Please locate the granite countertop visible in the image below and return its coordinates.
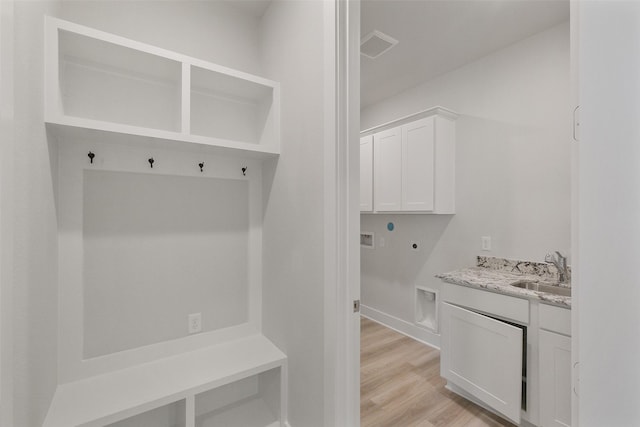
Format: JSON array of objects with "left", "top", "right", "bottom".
[{"left": 436, "top": 257, "right": 571, "bottom": 308}]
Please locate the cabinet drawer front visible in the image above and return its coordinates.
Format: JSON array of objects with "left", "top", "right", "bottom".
[
  {"left": 441, "top": 282, "right": 529, "bottom": 324},
  {"left": 539, "top": 304, "right": 571, "bottom": 336},
  {"left": 441, "top": 303, "right": 523, "bottom": 424}
]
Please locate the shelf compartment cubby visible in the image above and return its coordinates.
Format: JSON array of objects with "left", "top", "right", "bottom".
[
  {"left": 57, "top": 29, "right": 182, "bottom": 132},
  {"left": 190, "top": 65, "right": 276, "bottom": 146},
  {"left": 195, "top": 367, "right": 282, "bottom": 427},
  {"left": 106, "top": 400, "right": 186, "bottom": 427}
]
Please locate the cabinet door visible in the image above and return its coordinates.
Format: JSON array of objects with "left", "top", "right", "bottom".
[
  {"left": 540, "top": 330, "right": 572, "bottom": 427},
  {"left": 373, "top": 127, "right": 402, "bottom": 211},
  {"left": 360, "top": 135, "right": 373, "bottom": 212},
  {"left": 441, "top": 302, "right": 523, "bottom": 425},
  {"left": 402, "top": 117, "right": 435, "bottom": 211}
]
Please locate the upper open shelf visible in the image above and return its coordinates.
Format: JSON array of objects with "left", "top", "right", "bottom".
[{"left": 45, "top": 16, "right": 280, "bottom": 158}]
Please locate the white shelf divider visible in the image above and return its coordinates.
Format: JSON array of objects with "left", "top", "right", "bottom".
[
  {"left": 182, "top": 62, "right": 191, "bottom": 136},
  {"left": 186, "top": 395, "right": 196, "bottom": 427},
  {"left": 43, "top": 334, "right": 287, "bottom": 427}
]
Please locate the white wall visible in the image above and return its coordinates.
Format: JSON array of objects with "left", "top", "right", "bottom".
[
  {"left": 0, "top": 1, "right": 15, "bottom": 425},
  {"left": 82, "top": 172, "right": 250, "bottom": 358},
  {"left": 578, "top": 3, "right": 640, "bottom": 425},
  {"left": 60, "top": 0, "right": 263, "bottom": 75},
  {"left": 259, "top": 1, "right": 327, "bottom": 425},
  {"left": 11, "top": 2, "right": 62, "bottom": 426},
  {"left": 360, "top": 22, "right": 570, "bottom": 344}
]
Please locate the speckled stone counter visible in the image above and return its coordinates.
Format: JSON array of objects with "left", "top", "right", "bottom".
[{"left": 436, "top": 256, "right": 571, "bottom": 308}]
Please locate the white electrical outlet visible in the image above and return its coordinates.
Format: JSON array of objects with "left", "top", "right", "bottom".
[
  {"left": 481, "top": 236, "right": 492, "bottom": 251},
  {"left": 188, "top": 313, "right": 202, "bottom": 334}
]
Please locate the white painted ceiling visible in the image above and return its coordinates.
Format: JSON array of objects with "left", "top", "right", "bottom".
[{"left": 361, "top": 0, "right": 569, "bottom": 108}]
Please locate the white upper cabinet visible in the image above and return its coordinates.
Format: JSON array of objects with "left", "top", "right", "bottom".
[
  {"left": 360, "top": 135, "right": 374, "bottom": 212},
  {"left": 373, "top": 126, "right": 402, "bottom": 211},
  {"left": 402, "top": 117, "right": 435, "bottom": 211},
  {"left": 362, "top": 107, "right": 457, "bottom": 214},
  {"left": 44, "top": 17, "right": 280, "bottom": 158}
]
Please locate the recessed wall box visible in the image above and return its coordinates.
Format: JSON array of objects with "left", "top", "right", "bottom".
[
  {"left": 360, "top": 232, "right": 375, "bottom": 248},
  {"left": 415, "top": 286, "right": 438, "bottom": 333}
]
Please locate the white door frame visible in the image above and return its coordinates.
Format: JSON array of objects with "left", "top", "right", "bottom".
[
  {"left": 324, "top": 0, "right": 361, "bottom": 425},
  {"left": 0, "top": 0, "right": 15, "bottom": 425}
]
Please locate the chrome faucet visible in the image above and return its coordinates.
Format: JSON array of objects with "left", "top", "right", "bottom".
[{"left": 545, "top": 251, "right": 569, "bottom": 284}]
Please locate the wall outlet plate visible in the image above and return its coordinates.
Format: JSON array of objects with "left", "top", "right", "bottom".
[
  {"left": 188, "top": 312, "right": 202, "bottom": 334},
  {"left": 481, "top": 236, "right": 492, "bottom": 251}
]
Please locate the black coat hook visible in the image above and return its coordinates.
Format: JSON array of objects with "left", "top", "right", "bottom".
[
  {"left": 148, "top": 157, "right": 154, "bottom": 169},
  {"left": 199, "top": 162, "right": 204, "bottom": 172},
  {"left": 88, "top": 152, "right": 95, "bottom": 164},
  {"left": 242, "top": 167, "right": 247, "bottom": 176}
]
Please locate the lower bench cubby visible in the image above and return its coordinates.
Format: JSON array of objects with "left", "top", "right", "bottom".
[
  {"left": 195, "top": 367, "right": 282, "bottom": 427},
  {"left": 106, "top": 400, "right": 186, "bottom": 427},
  {"left": 43, "top": 334, "right": 287, "bottom": 427}
]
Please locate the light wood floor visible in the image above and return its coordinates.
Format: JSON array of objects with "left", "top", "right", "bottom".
[{"left": 361, "top": 317, "right": 516, "bottom": 427}]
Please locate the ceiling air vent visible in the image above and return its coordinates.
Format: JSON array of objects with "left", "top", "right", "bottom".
[{"left": 361, "top": 30, "right": 398, "bottom": 59}]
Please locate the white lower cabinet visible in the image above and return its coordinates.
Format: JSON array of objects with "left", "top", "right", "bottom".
[
  {"left": 440, "top": 282, "right": 572, "bottom": 427},
  {"left": 539, "top": 307, "right": 572, "bottom": 427},
  {"left": 441, "top": 302, "right": 524, "bottom": 424}
]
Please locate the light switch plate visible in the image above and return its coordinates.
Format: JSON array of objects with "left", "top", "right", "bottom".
[{"left": 481, "top": 236, "right": 492, "bottom": 251}]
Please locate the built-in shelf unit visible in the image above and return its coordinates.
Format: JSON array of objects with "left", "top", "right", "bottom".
[
  {"left": 44, "top": 335, "right": 286, "bottom": 427},
  {"left": 45, "top": 16, "right": 280, "bottom": 158},
  {"left": 43, "top": 17, "right": 286, "bottom": 427},
  {"left": 359, "top": 107, "right": 457, "bottom": 214}
]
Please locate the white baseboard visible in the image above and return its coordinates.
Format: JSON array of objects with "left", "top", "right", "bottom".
[{"left": 360, "top": 304, "right": 440, "bottom": 350}]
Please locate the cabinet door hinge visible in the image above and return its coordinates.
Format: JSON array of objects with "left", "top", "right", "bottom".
[{"left": 353, "top": 300, "right": 360, "bottom": 313}]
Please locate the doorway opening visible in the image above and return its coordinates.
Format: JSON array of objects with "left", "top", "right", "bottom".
[{"left": 358, "top": 1, "right": 571, "bottom": 425}]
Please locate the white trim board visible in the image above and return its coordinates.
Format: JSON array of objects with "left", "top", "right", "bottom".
[
  {"left": 323, "top": 0, "right": 361, "bottom": 425},
  {"left": 360, "top": 305, "right": 440, "bottom": 350},
  {"left": 360, "top": 106, "right": 459, "bottom": 137}
]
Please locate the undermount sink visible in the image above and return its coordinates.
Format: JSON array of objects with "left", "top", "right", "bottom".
[{"left": 510, "top": 280, "right": 571, "bottom": 297}]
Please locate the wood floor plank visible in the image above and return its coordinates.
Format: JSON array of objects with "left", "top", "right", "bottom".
[{"left": 361, "top": 317, "right": 515, "bottom": 427}]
